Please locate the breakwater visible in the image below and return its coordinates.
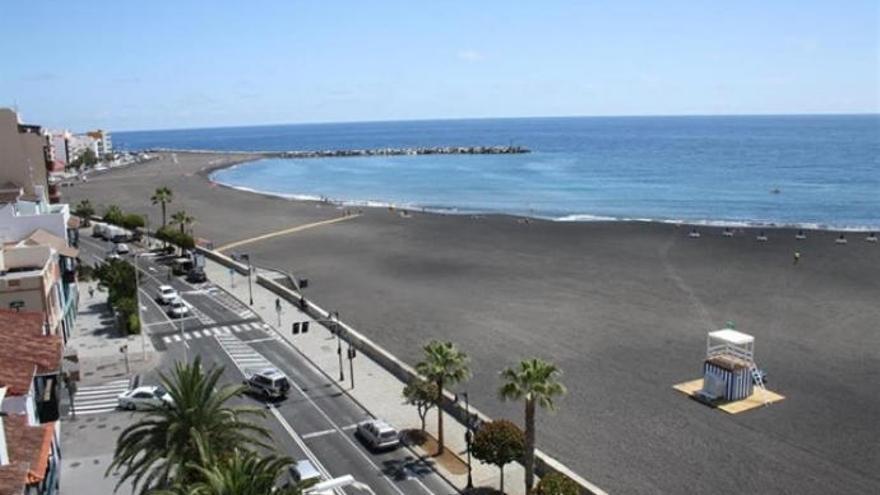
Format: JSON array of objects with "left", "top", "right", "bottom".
[
  {"left": 271, "top": 145, "right": 529, "bottom": 159},
  {"left": 149, "top": 145, "right": 530, "bottom": 159}
]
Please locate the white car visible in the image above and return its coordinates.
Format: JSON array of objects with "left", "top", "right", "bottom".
[
  {"left": 167, "top": 297, "right": 189, "bottom": 318},
  {"left": 117, "top": 386, "right": 173, "bottom": 411},
  {"left": 115, "top": 243, "right": 131, "bottom": 254},
  {"left": 355, "top": 419, "right": 399, "bottom": 450},
  {"left": 156, "top": 285, "right": 178, "bottom": 305},
  {"left": 106, "top": 252, "right": 121, "bottom": 261}
]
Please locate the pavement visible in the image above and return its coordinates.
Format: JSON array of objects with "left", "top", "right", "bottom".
[
  {"left": 203, "top": 257, "right": 528, "bottom": 494},
  {"left": 65, "top": 230, "right": 460, "bottom": 495}
]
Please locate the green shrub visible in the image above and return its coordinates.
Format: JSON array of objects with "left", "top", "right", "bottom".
[
  {"left": 532, "top": 472, "right": 580, "bottom": 495},
  {"left": 127, "top": 313, "right": 141, "bottom": 335}
]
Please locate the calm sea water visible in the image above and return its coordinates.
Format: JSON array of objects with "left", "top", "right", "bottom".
[{"left": 116, "top": 116, "right": 880, "bottom": 229}]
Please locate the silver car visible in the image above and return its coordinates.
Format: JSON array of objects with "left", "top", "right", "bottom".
[{"left": 355, "top": 419, "right": 399, "bottom": 450}]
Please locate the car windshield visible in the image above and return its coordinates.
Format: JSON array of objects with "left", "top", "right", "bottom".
[
  {"left": 155, "top": 389, "right": 166, "bottom": 398},
  {"left": 380, "top": 430, "right": 397, "bottom": 439}
]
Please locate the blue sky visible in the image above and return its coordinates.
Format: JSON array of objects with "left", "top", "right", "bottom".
[{"left": 1, "top": 1, "right": 878, "bottom": 131}]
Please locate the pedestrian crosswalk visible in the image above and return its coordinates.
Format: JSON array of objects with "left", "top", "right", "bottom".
[
  {"left": 72, "top": 379, "right": 130, "bottom": 415},
  {"left": 160, "top": 321, "right": 270, "bottom": 344},
  {"left": 204, "top": 286, "right": 256, "bottom": 319},
  {"left": 188, "top": 304, "right": 216, "bottom": 326},
  {"left": 215, "top": 333, "right": 273, "bottom": 375}
]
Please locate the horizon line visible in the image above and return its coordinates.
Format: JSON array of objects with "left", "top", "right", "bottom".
[{"left": 112, "top": 111, "right": 880, "bottom": 134}]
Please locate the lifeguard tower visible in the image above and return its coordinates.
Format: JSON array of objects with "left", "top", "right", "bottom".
[{"left": 699, "top": 328, "right": 766, "bottom": 402}]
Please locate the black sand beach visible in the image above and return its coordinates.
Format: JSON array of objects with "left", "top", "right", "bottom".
[{"left": 67, "top": 152, "right": 880, "bottom": 494}]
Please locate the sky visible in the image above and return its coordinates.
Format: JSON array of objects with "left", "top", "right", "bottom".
[{"left": 1, "top": 1, "right": 878, "bottom": 131}]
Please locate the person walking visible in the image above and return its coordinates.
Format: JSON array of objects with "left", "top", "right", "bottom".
[
  {"left": 88, "top": 286, "right": 95, "bottom": 299},
  {"left": 793, "top": 251, "right": 801, "bottom": 265}
]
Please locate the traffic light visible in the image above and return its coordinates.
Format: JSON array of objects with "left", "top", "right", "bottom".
[
  {"left": 292, "top": 322, "right": 300, "bottom": 335},
  {"left": 301, "top": 321, "right": 309, "bottom": 333}
]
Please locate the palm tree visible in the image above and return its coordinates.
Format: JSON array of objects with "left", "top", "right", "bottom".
[
  {"left": 415, "top": 340, "right": 470, "bottom": 455},
  {"left": 108, "top": 357, "right": 271, "bottom": 494},
  {"left": 152, "top": 443, "right": 310, "bottom": 495},
  {"left": 499, "top": 358, "right": 567, "bottom": 493},
  {"left": 170, "top": 210, "right": 195, "bottom": 235},
  {"left": 151, "top": 186, "right": 173, "bottom": 228}
]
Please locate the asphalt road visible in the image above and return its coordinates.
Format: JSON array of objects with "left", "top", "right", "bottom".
[{"left": 77, "top": 234, "right": 457, "bottom": 495}]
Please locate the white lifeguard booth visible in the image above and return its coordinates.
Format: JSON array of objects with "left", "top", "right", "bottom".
[{"left": 700, "top": 328, "right": 766, "bottom": 402}]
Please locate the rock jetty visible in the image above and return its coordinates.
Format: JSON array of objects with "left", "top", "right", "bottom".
[{"left": 270, "top": 145, "right": 529, "bottom": 159}]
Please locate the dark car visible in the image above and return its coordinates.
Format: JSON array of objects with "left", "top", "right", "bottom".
[{"left": 186, "top": 268, "right": 207, "bottom": 283}]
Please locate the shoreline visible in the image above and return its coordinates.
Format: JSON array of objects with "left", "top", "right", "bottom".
[
  {"left": 62, "top": 150, "right": 880, "bottom": 494},
  {"left": 204, "top": 164, "right": 879, "bottom": 232}
]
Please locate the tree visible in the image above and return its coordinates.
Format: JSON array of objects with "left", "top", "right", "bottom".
[
  {"left": 70, "top": 148, "right": 98, "bottom": 170},
  {"left": 107, "top": 358, "right": 271, "bottom": 493},
  {"left": 402, "top": 378, "right": 439, "bottom": 433},
  {"left": 471, "top": 420, "right": 525, "bottom": 494},
  {"left": 152, "top": 444, "right": 311, "bottom": 495},
  {"left": 532, "top": 472, "right": 580, "bottom": 495},
  {"left": 415, "top": 340, "right": 470, "bottom": 455},
  {"left": 103, "top": 204, "right": 124, "bottom": 225},
  {"left": 171, "top": 210, "right": 195, "bottom": 235},
  {"left": 151, "top": 186, "right": 173, "bottom": 228},
  {"left": 157, "top": 226, "right": 195, "bottom": 254},
  {"left": 74, "top": 199, "right": 95, "bottom": 226},
  {"left": 121, "top": 213, "right": 146, "bottom": 231},
  {"left": 499, "top": 358, "right": 567, "bottom": 493}
]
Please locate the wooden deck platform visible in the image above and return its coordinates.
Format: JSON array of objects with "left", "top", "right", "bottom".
[{"left": 673, "top": 378, "right": 785, "bottom": 414}]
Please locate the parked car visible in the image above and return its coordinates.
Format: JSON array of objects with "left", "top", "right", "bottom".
[
  {"left": 355, "top": 419, "right": 400, "bottom": 450},
  {"left": 167, "top": 297, "right": 189, "bottom": 318},
  {"left": 156, "top": 285, "right": 178, "bottom": 305},
  {"left": 186, "top": 267, "right": 207, "bottom": 283},
  {"left": 117, "top": 386, "right": 173, "bottom": 411},
  {"left": 244, "top": 368, "right": 290, "bottom": 400},
  {"left": 115, "top": 243, "right": 131, "bottom": 255}
]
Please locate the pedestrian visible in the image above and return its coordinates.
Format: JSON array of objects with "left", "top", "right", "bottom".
[
  {"left": 793, "top": 251, "right": 801, "bottom": 265},
  {"left": 88, "top": 286, "right": 95, "bottom": 299}
]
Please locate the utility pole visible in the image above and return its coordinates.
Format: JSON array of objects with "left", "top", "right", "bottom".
[{"left": 463, "top": 392, "right": 474, "bottom": 490}]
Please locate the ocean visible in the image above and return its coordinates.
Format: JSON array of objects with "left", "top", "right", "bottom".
[{"left": 115, "top": 115, "right": 880, "bottom": 229}]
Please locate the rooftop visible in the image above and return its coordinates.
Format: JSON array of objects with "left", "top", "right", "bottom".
[
  {"left": 0, "top": 310, "right": 61, "bottom": 395},
  {"left": 0, "top": 415, "right": 56, "bottom": 494}
]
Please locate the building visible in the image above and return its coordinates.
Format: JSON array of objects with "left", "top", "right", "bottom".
[
  {"left": 0, "top": 230, "right": 78, "bottom": 343},
  {"left": 0, "top": 309, "right": 63, "bottom": 495},
  {"left": 85, "top": 130, "right": 111, "bottom": 157},
  {"left": 46, "top": 132, "right": 71, "bottom": 174},
  {"left": 0, "top": 110, "right": 52, "bottom": 203}
]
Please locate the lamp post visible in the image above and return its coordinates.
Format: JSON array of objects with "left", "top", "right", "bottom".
[
  {"left": 331, "top": 311, "right": 344, "bottom": 382},
  {"left": 241, "top": 254, "right": 254, "bottom": 305},
  {"left": 133, "top": 252, "right": 147, "bottom": 361},
  {"left": 462, "top": 392, "right": 474, "bottom": 490}
]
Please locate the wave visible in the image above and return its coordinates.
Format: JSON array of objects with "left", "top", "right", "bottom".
[{"left": 210, "top": 177, "right": 878, "bottom": 232}]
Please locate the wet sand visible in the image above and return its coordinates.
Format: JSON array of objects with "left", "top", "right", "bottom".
[{"left": 66, "top": 152, "right": 880, "bottom": 494}]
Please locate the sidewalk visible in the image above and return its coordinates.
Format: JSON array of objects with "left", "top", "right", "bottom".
[
  {"left": 66, "top": 281, "right": 158, "bottom": 385},
  {"left": 204, "top": 259, "right": 528, "bottom": 494}
]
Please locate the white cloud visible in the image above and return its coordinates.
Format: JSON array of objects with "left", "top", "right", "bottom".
[{"left": 457, "top": 49, "right": 484, "bottom": 62}]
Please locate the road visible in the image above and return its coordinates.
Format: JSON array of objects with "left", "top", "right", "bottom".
[{"left": 77, "top": 233, "right": 457, "bottom": 495}]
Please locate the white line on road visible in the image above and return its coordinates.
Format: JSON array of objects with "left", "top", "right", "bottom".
[{"left": 301, "top": 428, "right": 337, "bottom": 440}]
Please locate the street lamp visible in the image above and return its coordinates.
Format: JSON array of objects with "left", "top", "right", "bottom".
[
  {"left": 331, "top": 311, "right": 344, "bottom": 382},
  {"left": 460, "top": 392, "right": 474, "bottom": 490},
  {"left": 133, "top": 252, "right": 147, "bottom": 361},
  {"left": 241, "top": 253, "right": 254, "bottom": 305}
]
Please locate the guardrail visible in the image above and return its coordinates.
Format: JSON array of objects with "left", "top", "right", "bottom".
[{"left": 197, "top": 246, "right": 607, "bottom": 495}]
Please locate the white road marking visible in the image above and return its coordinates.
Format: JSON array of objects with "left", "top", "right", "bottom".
[
  {"left": 301, "top": 428, "right": 337, "bottom": 440},
  {"left": 72, "top": 380, "right": 130, "bottom": 415}
]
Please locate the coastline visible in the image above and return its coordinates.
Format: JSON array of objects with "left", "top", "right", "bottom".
[
  {"left": 63, "top": 150, "right": 880, "bottom": 494},
  {"left": 201, "top": 154, "right": 878, "bottom": 232}
]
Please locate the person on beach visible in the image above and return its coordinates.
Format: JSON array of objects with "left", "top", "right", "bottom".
[{"left": 793, "top": 251, "right": 801, "bottom": 265}]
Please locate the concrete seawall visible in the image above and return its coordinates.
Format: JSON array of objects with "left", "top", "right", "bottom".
[{"left": 197, "top": 246, "right": 607, "bottom": 495}]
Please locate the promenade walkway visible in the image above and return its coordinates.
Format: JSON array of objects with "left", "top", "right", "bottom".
[{"left": 203, "top": 258, "right": 529, "bottom": 494}]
